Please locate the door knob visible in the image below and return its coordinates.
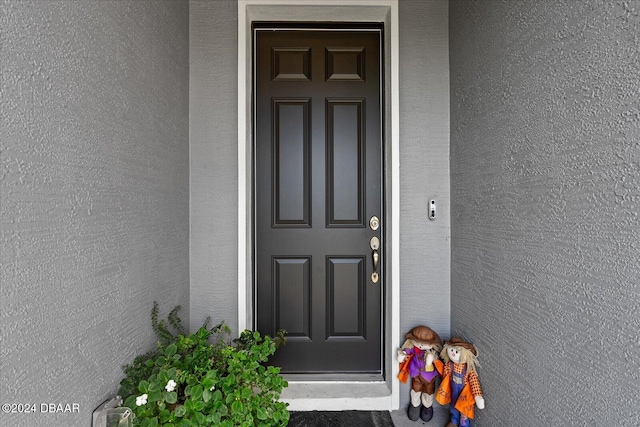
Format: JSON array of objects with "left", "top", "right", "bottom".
[
  {"left": 371, "top": 250, "right": 379, "bottom": 284},
  {"left": 370, "top": 236, "right": 380, "bottom": 283}
]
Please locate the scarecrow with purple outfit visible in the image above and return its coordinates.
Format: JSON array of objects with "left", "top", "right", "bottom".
[{"left": 397, "top": 326, "right": 442, "bottom": 422}]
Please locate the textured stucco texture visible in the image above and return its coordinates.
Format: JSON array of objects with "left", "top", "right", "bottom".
[
  {"left": 450, "top": 0, "right": 640, "bottom": 426},
  {"left": 397, "top": 0, "right": 451, "bottom": 411},
  {"left": 1, "top": 1, "right": 190, "bottom": 426},
  {"left": 189, "top": 0, "right": 239, "bottom": 334}
]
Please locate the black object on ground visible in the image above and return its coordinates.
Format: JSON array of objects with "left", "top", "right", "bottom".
[{"left": 288, "top": 410, "right": 394, "bottom": 427}]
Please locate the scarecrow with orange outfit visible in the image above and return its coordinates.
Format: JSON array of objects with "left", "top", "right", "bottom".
[
  {"left": 397, "top": 326, "right": 442, "bottom": 422},
  {"left": 434, "top": 338, "right": 485, "bottom": 427}
]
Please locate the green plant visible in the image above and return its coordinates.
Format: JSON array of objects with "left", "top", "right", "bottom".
[{"left": 119, "top": 303, "right": 289, "bottom": 427}]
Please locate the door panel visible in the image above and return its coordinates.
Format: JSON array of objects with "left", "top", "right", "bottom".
[
  {"left": 274, "top": 257, "right": 311, "bottom": 339},
  {"left": 255, "top": 29, "right": 382, "bottom": 375},
  {"left": 326, "top": 99, "right": 365, "bottom": 226},
  {"left": 327, "top": 257, "right": 365, "bottom": 339},
  {"left": 272, "top": 99, "right": 311, "bottom": 226}
]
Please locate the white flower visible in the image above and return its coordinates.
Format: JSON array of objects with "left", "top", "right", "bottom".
[
  {"left": 135, "top": 394, "right": 148, "bottom": 406},
  {"left": 209, "top": 385, "right": 215, "bottom": 392},
  {"left": 165, "top": 379, "right": 177, "bottom": 392}
]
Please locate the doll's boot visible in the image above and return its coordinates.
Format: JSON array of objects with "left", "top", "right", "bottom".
[
  {"left": 407, "top": 404, "right": 420, "bottom": 421},
  {"left": 408, "top": 390, "right": 421, "bottom": 421},
  {"left": 420, "top": 405, "right": 433, "bottom": 422},
  {"left": 420, "top": 393, "right": 434, "bottom": 422}
]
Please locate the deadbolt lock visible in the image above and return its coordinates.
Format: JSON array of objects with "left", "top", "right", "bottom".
[{"left": 369, "top": 215, "right": 380, "bottom": 231}]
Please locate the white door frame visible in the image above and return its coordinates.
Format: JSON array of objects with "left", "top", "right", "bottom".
[{"left": 237, "top": 0, "right": 400, "bottom": 410}]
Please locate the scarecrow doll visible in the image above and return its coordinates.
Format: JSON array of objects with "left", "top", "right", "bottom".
[
  {"left": 397, "top": 326, "right": 442, "bottom": 422},
  {"left": 434, "top": 338, "right": 485, "bottom": 427}
]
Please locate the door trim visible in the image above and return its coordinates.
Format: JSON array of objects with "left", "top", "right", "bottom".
[{"left": 237, "top": 0, "right": 400, "bottom": 410}]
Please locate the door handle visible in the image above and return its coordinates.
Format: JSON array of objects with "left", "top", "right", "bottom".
[{"left": 370, "top": 236, "right": 380, "bottom": 283}]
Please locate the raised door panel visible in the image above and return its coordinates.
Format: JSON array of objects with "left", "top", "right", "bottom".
[
  {"left": 272, "top": 99, "right": 311, "bottom": 227},
  {"left": 326, "top": 99, "right": 365, "bottom": 227}
]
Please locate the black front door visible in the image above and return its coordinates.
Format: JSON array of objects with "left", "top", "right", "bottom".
[{"left": 255, "top": 28, "right": 383, "bottom": 374}]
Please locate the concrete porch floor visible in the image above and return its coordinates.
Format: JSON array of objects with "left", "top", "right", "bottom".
[
  {"left": 390, "top": 405, "right": 451, "bottom": 427},
  {"left": 284, "top": 406, "right": 450, "bottom": 427}
]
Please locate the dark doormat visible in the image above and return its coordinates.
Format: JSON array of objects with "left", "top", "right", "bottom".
[{"left": 288, "top": 411, "right": 394, "bottom": 427}]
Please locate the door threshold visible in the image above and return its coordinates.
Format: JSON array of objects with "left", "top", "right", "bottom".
[
  {"left": 280, "top": 381, "right": 392, "bottom": 411},
  {"left": 284, "top": 373, "right": 384, "bottom": 382}
]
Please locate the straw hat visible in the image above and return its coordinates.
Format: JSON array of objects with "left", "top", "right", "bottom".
[
  {"left": 446, "top": 337, "right": 477, "bottom": 355},
  {"left": 405, "top": 326, "right": 442, "bottom": 346}
]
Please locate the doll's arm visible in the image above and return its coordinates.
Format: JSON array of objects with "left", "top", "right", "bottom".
[
  {"left": 433, "top": 359, "right": 445, "bottom": 376},
  {"left": 424, "top": 349, "right": 436, "bottom": 367},
  {"left": 468, "top": 371, "right": 485, "bottom": 409},
  {"left": 397, "top": 339, "right": 414, "bottom": 363}
]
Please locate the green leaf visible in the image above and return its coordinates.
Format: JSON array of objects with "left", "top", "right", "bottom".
[
  {"left": 218, "top": 403, "right": 228, "bottom": 416},
  {"left": 123, "top": 395, "right": 137, "bottom": 410},
  {"left": 256, "top": 408, "right": 268, "bottom": 420},
  {"left": 241, "top": 388, "right": 253, "bottom": 399},
  {"left": 192, "top": 412, "right": 206, "bottom": 425},
  {"left": 165, "top": 391, "right": 178, "bottom": 404},
  {"left": 202, "top": 389, "right": 212, "bottom": 403},
  {"left": 208, "top": 412, "right": 221, "bottom": 424},
  {"left": 231, "top": 400, "right": 243, "bottom": 413},
  {"left": 191, "top": 385, "right": 203, "bottom": 401},
  {"left": 201, "top": 378, "right": 215, "bottom": 391},
  {"left": 224, "top": 374, "right": 236, "bottom": 387},
  {"left": 148, "top": 417, "right": 159, "bottom": 427},
  {"left": 148, "top": 390, "right": 162, "bottom": 402},
  {"left": 149, "top": 380, "right": 162, "bottom": 392},
  {"left": 193, "top": 400, "right": 205, "bottom": 412},
  {"left": 177, "top": 419, "right": 192, "bottom": 427},
  {"left": 138, "top": 380, "right": 150, "bottom": 393},
  {"left": 165, "top": 344, "right": 177, "bottom": 357},
  {"left": 159, "top": 409, "right": 171, "bottom": 422},
  {"left": 174, "top": 405, "right": 186, "bottom": 418}
]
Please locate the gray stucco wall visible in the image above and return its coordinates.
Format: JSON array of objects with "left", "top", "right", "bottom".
[
  {"left": 189, "top": 0, "right": 239, "bottom": 333},
  {"left": 398, "top": 0, "right": 450, "bottom": 409},
  {"left": 399, "top": 0, "right": 450, "bottom": 345},
  {"left": 1, "top": 2, "right": 190, "bottom": 426},
  {"left": 450, "top": 1, "right": 640, "bottom": 425}
]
